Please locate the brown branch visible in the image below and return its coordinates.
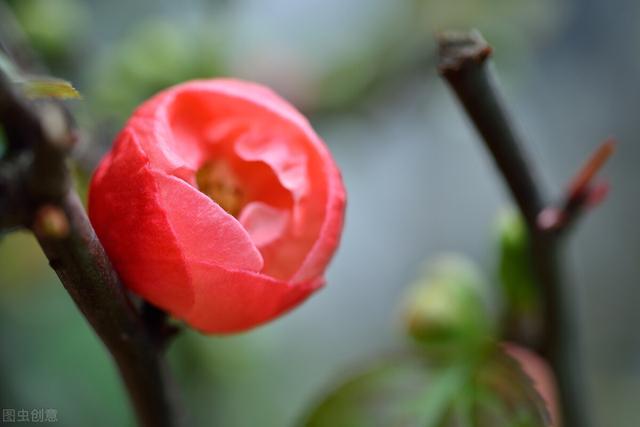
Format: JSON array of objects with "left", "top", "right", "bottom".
[
  {"left": 0, "top": 73, "right": 183, "bottom": 427},
  {"left": 437, "top": 31, "right": 545, "bottom": 229},
  {"left": 34, "top": 192, "right": 183, "bottom": 427},
  {"left": 437, "top": 30, "right": 599, "bottom": 427}
]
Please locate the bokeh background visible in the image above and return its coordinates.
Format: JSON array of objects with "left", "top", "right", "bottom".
[{"left": 0, "top": 0, "right": 638, "bottom": 426}]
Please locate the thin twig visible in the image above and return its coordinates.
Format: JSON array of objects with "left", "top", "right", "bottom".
[
  {"left": 437, "top": 30, "right": 599, "bottom": 427},
  {"left": 0, "top": 72, "right": 183, "bottom": 427},
  {"left": 34, "top": 192, "right": 183, "bottom": 427}
]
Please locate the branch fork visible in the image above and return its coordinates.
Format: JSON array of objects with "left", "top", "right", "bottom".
[{"left": 438, "top": 30, "right": 613, "bottom": 427}]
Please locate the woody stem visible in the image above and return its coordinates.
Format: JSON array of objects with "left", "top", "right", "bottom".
[
  {"left": 0, "top": 71, "right": 183, "bottom": 427},
  {"left": 437, "top": 30, "right": 590, "bottom": 427}
]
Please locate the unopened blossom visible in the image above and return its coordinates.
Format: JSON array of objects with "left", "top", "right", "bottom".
[{"left": 89, "top": 79, "right": 346, "bottom": 333}]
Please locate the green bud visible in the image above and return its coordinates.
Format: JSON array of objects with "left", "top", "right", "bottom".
[
  {"left": 403, "top": 254, "right": 497, "bottom": 358},
  {"left": 495, "top": 208, "right": 541, "bottom": 341},
  {"left": 496, "top": 209, "right": 537, "bottom": 307}
]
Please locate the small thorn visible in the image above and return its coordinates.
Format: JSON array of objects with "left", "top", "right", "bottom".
[
  {"left": 568, "top": 138, "right": 616, "bottom": 200},
  {"left": 540, "top": 141, "right": 615, "bottom": 233},
  {"left": 585, "top": 182, "right": 609, "bottom": 207}
]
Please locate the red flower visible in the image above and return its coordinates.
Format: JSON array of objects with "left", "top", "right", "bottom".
[{"left": 89, "top": 79, "right": 346, "bottom": 334}]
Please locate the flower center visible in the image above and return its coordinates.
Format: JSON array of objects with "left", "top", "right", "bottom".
[{"left": 196, "top": 160, "right": 245, "bottom": 217}]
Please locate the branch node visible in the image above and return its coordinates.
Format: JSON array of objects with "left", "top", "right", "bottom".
[
  {"left": 32, "top": 204, "right": 69, "bottom": 239},
  {"left": 437, "top": 30, "right": 492, "bottom": 75}
]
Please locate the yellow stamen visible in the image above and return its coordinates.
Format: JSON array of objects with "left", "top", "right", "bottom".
[{"left": 196, "top": 160, "right": 245, "bottom": 217}]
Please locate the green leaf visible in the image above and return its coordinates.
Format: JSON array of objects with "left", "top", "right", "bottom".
[
  {"left": 476, "top": 349, "right": 551, "bottom": 427},
  {"left": 0, "top": 51, "right": 81, "bottom": 100},
  {"left": 300, "top": 356, "right": 438, "bottom": 427},
  {"left": 301, "top": 348, "right": 550, "bottom": 427},
  {"left": 413, "top": 365, "right": 469, "bottom": 427},
  {"left": 18, "top": 77, "right": 82, "bottom": 100}
]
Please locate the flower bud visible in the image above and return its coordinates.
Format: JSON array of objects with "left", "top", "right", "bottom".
[
  {"left": 89, "top": 79, "right": 346, "bottom": 334},
  {"left": 496, "top": 208, "right": 541, "bottom": 342},
  {"left": 403, "top": 254, "right": 496, "bottom": 357}
]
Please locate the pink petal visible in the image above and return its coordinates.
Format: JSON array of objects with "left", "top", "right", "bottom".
[
  {"left": 183, "top": 260, "right": 324, "bottom": 333},
  {"left": 89, "top": 131, "right": 194, "bottom": 313},
  {"left": 151, "top": 171, "right": 264, "bottom": 272},
  {"left": 238, "top": 201, "right": 290, "bottom": 248}
]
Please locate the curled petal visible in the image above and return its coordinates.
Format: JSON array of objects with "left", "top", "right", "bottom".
[
  {"left": 184, "top": 260, "right": 324, "bottom": 333},
  {"left": 152, "top": 171, "right": 263, "bottom": 272},
  {"left": 239, "top": 201, "right": 290, "bottom": 248},
  {"left": 89, "top": 132, "right": 194, "bottom": 312}
]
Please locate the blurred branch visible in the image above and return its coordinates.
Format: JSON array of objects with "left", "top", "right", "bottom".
[
  {"left": 437, "top": 30, "right": 611, "bottom": 427},
  {"left": 0, "top": 2, "right": 103, "bottom": 175},
  {"left": 437, "top": 31, "right": 545, "bottom": 228},
  {"left": 0, "top": 72, "right": 183, "bottom": 427}
]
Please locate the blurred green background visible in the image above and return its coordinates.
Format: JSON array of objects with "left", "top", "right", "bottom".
[{"left": 0, "top": 0, "right": 638, "bottom": 426}]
